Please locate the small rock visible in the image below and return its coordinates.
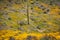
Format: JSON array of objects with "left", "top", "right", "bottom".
[
  {"left": 36, "top": 25, "right": 41, "bottom": 29},
  {"left": 44, "top": 11, "right": 47, "bottom": 14},
  {"left": 26, "top": 35, "right": 38, "bottom": 40},
  {"left": 46, "top": 9, "right": 50, "bottom": 12},
  {"left": 8, "top": 17, "right": 11, "bottom": 20},
  {"left": 9, "top": 36, "right": 15, "bottom": 40}
]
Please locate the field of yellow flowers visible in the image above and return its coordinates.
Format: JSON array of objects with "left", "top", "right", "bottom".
[
  {"left": 0, "top": 30, "right": 60, "bottom": 40},
  {"left": 0, "top": 0, "right": 60, "bottom": 40}
]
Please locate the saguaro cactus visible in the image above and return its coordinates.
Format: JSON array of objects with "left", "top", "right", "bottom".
[{"left": 27, "top": 0, "right": 29, "bottom": 24}]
